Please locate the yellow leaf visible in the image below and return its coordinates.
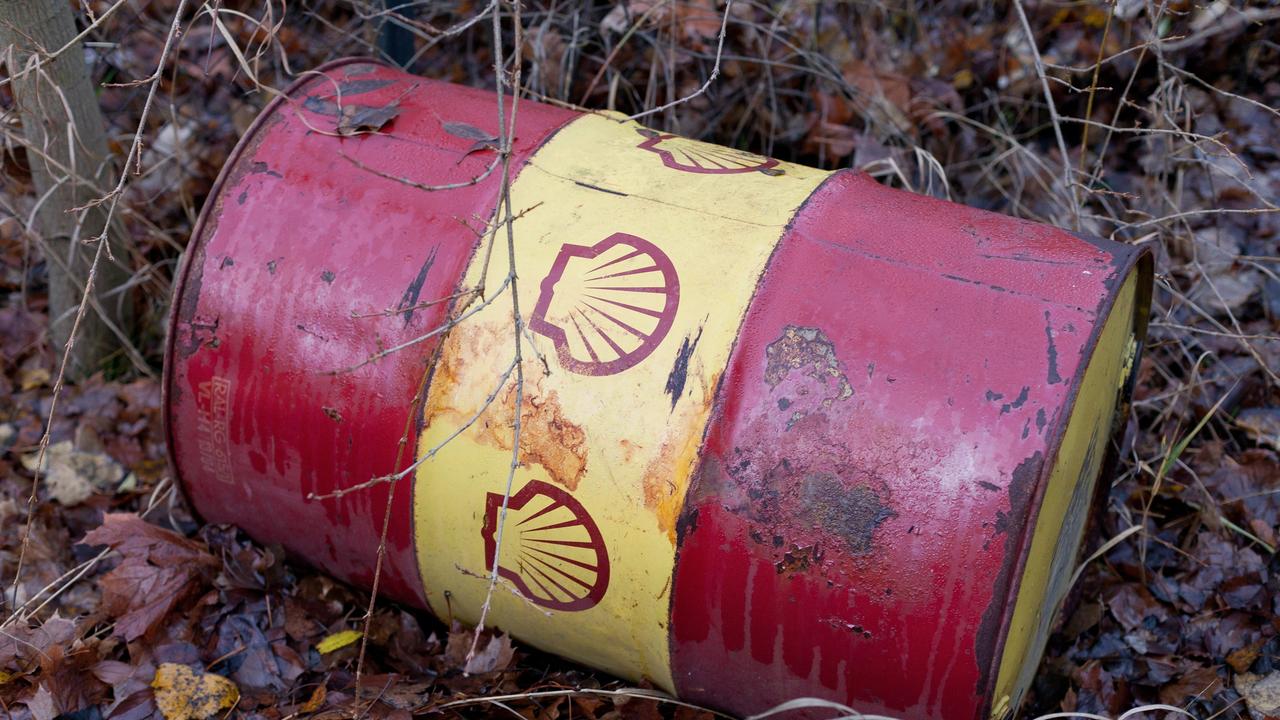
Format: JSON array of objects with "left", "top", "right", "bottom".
[
  {"left": 18, "top": 367, "right": 50, "bottom": 391},
  {"left": 151, "top": 663, "right": 239, "bottom": 720},
  {"left": 299, "top": 684, "right": 327, "bottom": 714},
  {"left": 0, "top": 670, "right": 12, "bottom": 684},
  {"left": 316, "top": 629, "right": 362, "bottom": 654}
]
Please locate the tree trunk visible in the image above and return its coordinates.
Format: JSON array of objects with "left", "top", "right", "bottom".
[{"left": 1, "top": 0, "right": 133, "bottom": 379}]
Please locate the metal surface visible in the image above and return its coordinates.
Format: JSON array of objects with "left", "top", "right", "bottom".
[{"left": 165, "top": 59, "right": 1152, "bottom": 720}]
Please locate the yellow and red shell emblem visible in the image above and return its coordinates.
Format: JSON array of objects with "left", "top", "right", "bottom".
[
  {"left": 529, "top": 233, "right": 679, "bottom": 376},
  {"left": 482, "top": 480, "right": 610, "bottom": 611},
  {"left": 635, "top": 129, "right": 780, "bottom": 174}
]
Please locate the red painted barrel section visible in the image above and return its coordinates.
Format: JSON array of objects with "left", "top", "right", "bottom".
[
  {"left": 164, "top": 59, "right": 577, "bottom": 605},
  {"left": 669, "top": 171, "right": 1150, "bottom": 718}
]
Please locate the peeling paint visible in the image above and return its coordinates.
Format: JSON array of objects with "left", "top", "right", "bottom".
[
  {"left": 1045, "top": 311, "right": 1063, "bottom": 384},
  {"left": 397, "top": 248, "right": 437, "bottom": 326},
  {"left": 664, "top": 326, "right": 704, "bottom": 410},
  {"left": 999, "top": 386, "right": 1030, "bottom": 415}
]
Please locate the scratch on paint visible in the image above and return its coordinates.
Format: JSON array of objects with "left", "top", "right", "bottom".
[
  {"left": 396, "top": 248, "right": 438, "bottom": 325},
  {"left": 665, "top": 326, "right": 704, "bottom": 411},
  {"left": 1045, "top": 311, "right": 1063, "bottom": 384},
  {"left": 573, "top": 180, "right": 629, "bottom": 197}
]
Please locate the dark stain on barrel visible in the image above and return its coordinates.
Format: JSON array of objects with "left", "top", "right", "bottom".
[
  {"left": 1045, "top": 311, "right": 1063, "bottom": 384},
  {"left": 665, "top": 326, "right": 703, "bottom": 410},
  {"left": 801, "top": 472, "right": 895, "bottom": 555},
  {"left": 249, "top": 161, "right": 283, "bottom": 179},
  {"left": 321, "top": 270, "right": 336, "bottom": 284},
  {"left": 974, "top": 451, "right": 1045, "bottom": 696},
  {"left": 1036, "top": 407, "right": 1047, "bottom": 433},
  {"left": 219, "top": 256, "right": 234, "bottom": 270},
  {"left": 396, "top": 248, "right": 437, "bottom": 326},
  {"left": 1000, "top": 386, "right": 1029, "bottom": 415}
]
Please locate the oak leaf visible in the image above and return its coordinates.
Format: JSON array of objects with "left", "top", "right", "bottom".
[{"left": 80, "top": 514, "right": 218, "bottom": 641}]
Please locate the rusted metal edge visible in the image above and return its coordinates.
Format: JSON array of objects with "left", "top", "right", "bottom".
[
  {"left": 977, "top": 239, "right": 1154, "bottom": 720},
  {"left": 161, "top": 57, "right": 392, "bottom": 523}
]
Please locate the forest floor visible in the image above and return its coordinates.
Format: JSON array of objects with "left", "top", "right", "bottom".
[{"left": 2, "top": 1, "right": 1279, "bottom": 719}]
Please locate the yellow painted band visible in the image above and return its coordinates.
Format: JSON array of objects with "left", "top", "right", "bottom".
[
  {"left": 991, "top": 269, "right": 1141, "bottom": 717},
  {"left": 412, "top": 113, "right": 831, "bottom": 688}
]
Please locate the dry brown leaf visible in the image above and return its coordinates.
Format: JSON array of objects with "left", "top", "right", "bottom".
[
  {"left": 80, "top": 514, "right": 218, "bottom": 641},
  {"left": 336, "top": 102, "right": 400, "bottom": 136},
  {"left": 21, "top": 440, "right": 124, "bottom": 505},
  {"left": 1158, "top": 665, "right": 1223, "bottom": 705},
  {"left": 151, "top": 664, "right": 239, "bottom": 720},
  {"left": 447, "top": 628, "right": 515, "bottom": 676}
]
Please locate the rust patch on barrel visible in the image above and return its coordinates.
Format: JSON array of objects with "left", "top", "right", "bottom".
[
  {"left": 464, "top": 380, "right": 588, "bottom": 492},
  {"left": 764, "top": 325, "right": 854, "bottom": 405},
  {"left": 429, "top": 323, "right": 590, "bottom": 493},
  {"left": 644, "top": 368, "right": 724, "bottom": 541},
  {"left": 801, "top": 472, "right": 896, "bottom": 555}
]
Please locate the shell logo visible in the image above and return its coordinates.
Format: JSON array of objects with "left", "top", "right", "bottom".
[
  {"left": 529, "top": 233, "right": 679, "bottom": 376},
  {"left": 635, "top": 128, "right": 780, "bottom": 174},
  {"left": 482, "top": 480, "right": 610, "bottom": 611}
]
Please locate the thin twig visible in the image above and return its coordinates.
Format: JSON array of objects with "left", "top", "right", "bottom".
[
  {"left": 624, "top": 0, "right": 733, "bottom": 122},
  {"left": 468, "top": 0, "right": 526, "bottom": 666}
]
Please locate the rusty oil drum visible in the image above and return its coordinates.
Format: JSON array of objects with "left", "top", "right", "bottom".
[{"left": 164, "top": 59, "right": 1153, "bottom": 720}]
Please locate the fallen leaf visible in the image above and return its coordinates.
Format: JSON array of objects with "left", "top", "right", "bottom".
[
  {"left": 1237, "top": 408, "right": 1280, "bottom": 451},
  {"left": 0, "top": 614, "right": 77, "bottom": 671},
  {"left": 25, "top": 684, "right": 57, "bottom": 720},
  {"left": 337, "top": 102, "right": 400, "bottom": 136},
  {"left": 299, "top": 685, "right": 326, "bottom": 714},
  {"left": 1230, "top": 641, "right": 1267, "bottom": 673},
  {"left": 22, "top": 440, "right": 124, "bottom": 506},
  {"left": 80, "top": 514, "right": 218, "bottom": 641},
  {"left": 442, "top": 121, "right": 497, "bottom": 143},
  {"left": 463, "top": 632, "right": 515, "bottom": 676},
  {"left": 1159, "top": 665, "right": 1223, "bottom": 705},
  {"left": 1236, "top": 671, "right": 1280, "bottom": 718},
  {"left": 316, "top": 629, "right": 362, "bottom": 654},
  {"left": 18, "top": 366, "right": 50, "bottom": 390},
  {"left": 151, "top": 664, "right": 239, "bottom": 720}
]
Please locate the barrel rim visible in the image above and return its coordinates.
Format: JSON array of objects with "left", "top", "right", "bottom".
[
  {"left": 983, "top": 239, "right": 1154, "bottom": 720},
  {"left": 161, "top": 56, "right": 395, "bottom": 527}
]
